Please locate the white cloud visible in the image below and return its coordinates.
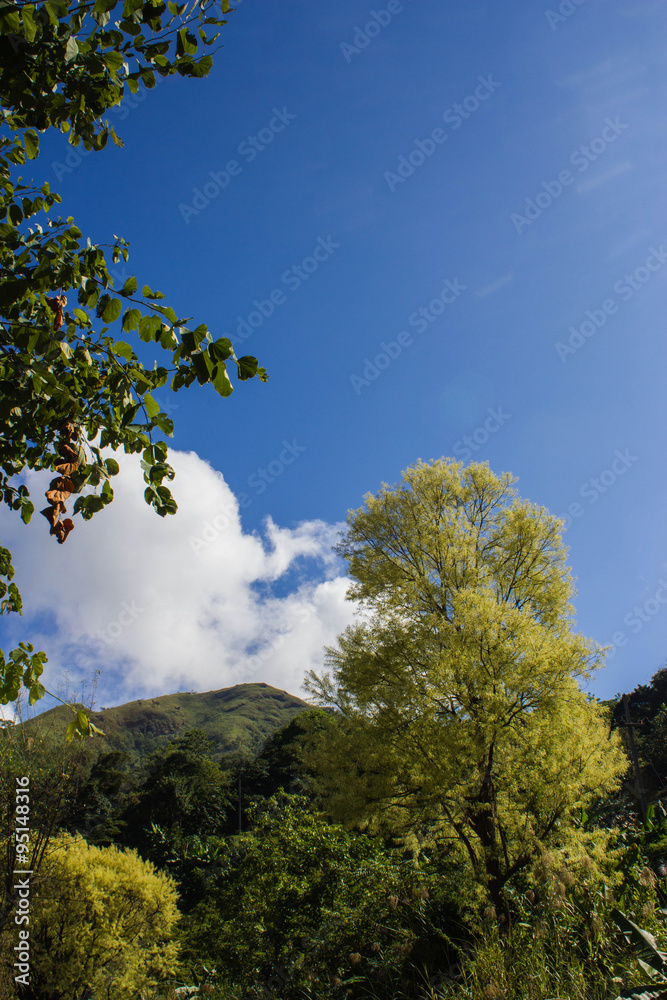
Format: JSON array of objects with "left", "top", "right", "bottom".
[{"left": 0, "top": 449, "right": 356, "bottom": 708}]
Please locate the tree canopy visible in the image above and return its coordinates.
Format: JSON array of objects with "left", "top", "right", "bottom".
[
  {"left": 0, "top": 0, "right": 267, "bottom": 723},
  {"left": 303, "top": 458, "right": 627, "bottom": 912}
]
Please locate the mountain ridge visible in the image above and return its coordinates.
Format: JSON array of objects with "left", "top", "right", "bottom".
[{"left": 27, "top": 682, "right": 317, "bottom": 762}]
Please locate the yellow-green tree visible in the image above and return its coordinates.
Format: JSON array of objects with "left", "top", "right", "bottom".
[
  {"left": 23, "top": 833, "right": 179, "bottom": 998},
  {"left": 303, "top": 459, "right": 627, "bottom": 913}
]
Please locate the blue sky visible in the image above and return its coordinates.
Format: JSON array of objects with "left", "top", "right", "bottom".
[{"left": 2, "top": 0, "right": 666, "bottom": 710}]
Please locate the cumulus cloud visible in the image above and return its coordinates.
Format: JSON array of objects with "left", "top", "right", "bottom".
[{"left": 0, "top": 449, "right": 356, "bottom": 708}]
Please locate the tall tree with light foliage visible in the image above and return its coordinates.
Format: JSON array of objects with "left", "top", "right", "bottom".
[{"left": 303, "top": 458, "right": 626, "bottom": 913}]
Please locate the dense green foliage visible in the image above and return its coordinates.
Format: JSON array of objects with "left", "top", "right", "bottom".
[
  {"left": 180, "top": 793, "right": 471, "bottom": 999},
  {"left": 0, "top": 672, "right": 667, "bottom": 999}
]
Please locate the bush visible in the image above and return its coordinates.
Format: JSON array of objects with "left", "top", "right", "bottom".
[
  {"left": 180, "top": 793, "right": 470, "bottom": 999},
  {"left": 2, "top": 832, "right": 180, "bottom": 999}
]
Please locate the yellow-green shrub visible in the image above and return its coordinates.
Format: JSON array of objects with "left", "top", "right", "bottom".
[{"left": 29, "top": 833, "right": 180, "bottom": 999}]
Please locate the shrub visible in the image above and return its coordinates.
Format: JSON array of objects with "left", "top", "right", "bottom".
[{"left": 10, "top": 833, "right": 180, "bottom": 999}]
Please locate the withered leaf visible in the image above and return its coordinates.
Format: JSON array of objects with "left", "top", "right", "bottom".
[
  {"left": 41, "top": 506, "right": 59, "bottom": 528},
  {"left": 46, "top": 489, "right": 72, "bottom": 504},
  {"left": 54, "top": 518, "right": 74, "bottom": 544},
  {"left": 49, "top": 477, "right": 74, "bottom": 493},
  {"left": 57, "top": 443, "right": 78, "bottom": 462},
  {"left": 55, "top": 462, "right": 79, "bottom": 476}
]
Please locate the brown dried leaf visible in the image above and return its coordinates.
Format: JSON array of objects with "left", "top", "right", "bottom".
[
  {"left": 49, "top": 477, "right": 74, "bottom": 493},
  {"left": 55, "top": 462, "right": 78, "bottom": 476},
  {"left": 40, "top": 506, "right": 59, "bottom": 528},
  {"left": 54, "top": 518, "right": 74, "bottom": 544},
  {"left": 57, "top": 443, "right": 78, "bottom": 461},
  {"left": 46, "top": 489, "right": 71, "bottom": 504},
  {"left": 59, "top": 419, "right": 76, "bottom": 438}
]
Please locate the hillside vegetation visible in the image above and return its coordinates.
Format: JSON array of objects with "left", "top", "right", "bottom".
[
  {"left": 25, "top": 682, "right": 314, "bottom": 762},
  {"left": 3, "top": 462, "right": 667, "bottom": 1000}
]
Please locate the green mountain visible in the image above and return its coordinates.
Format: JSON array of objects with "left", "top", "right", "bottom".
[{"left": 30, "top": 682, "right": 316, "bottom": 762}]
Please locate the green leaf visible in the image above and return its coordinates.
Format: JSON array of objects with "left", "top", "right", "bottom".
[
  {"left": 142, "top": 285, "right": 166, "bottom": 300},
  {"left": 209, "top": 337, "right": 233, "bottom": 363},
  {"left": 92, "top": 0, "right": 118, "bottom": 13},
  {"left": 0, "top": 8, "right": 21, "bottom": 33},
  {"left": 212, "top": 362, "right": 233, "bottom": 397},
  {"left": 191, "top": 352, "right": 210, "bottom": 385},
  {"left": 177, "top": 26, "right": 198, "bottom": 55},
  {"left": 23, "top": 131, "right": 39, "bottom": 160},
  {"left": 21, "top": 6, "right": 38, "bottom": 41},
  {"left": 237, "top": 355, "right": 259, "bottom": 380},
  {"left": 611, "top": 909, "right": 667, "bottom": 974},
  {"left": 138, "top": 314, "right": 162, "bottom": 342},
  {"left": 28, "top": 682, "right": 45, "bottom": 706},
  {"left": 102, "top": 297, "right": 122, "bottom": 323},
  {"left": 103, "top": 49, "right": 124, "bottom": 74},
  {"left": 154, "top": 413, "right": 174, "bottom": 436},
  {"left": 152, "top": 303, "right": 178, "bottom": 323},
  {"left": 19, "top": 501, "right": 34, "bottom": 525},
  {"left": 122, "top": 308, "right": 142, "bottom": 331},
  {"left": 120, "top": 275, "right": 137, "bottom": 295},
  {"left": 159, "top": 326, "right": 178, "bottom": 349},
  {"left": 73, "top": 307, "right": 90, "bottom": 325},
  {"left": 112, "top": 340, "right": 133, "bottom": 360},
  {"left": 144, "top": 393, "right": 160, "bottom": 419}
]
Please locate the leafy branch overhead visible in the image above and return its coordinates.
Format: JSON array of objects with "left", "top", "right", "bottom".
[
  {"left": 0, "top": 0, "right": 233, "bottom": 146},
  {"left": 0, "top": 129, "right": 267, "bottom": 535},
  {"left": 0, "top": 0, "right": 267, "bottom": 722}
]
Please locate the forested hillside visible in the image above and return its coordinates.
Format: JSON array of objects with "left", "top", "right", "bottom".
[{"left": 24, "top": 682, "right": 315, "bottom": 762}]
